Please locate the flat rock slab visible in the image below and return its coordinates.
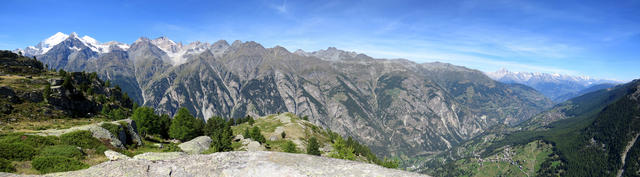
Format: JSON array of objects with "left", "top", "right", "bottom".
[
  {"left": 0, "top": 151, "right": 429, "bottom": 177},
  {"left": 133, "top": 152, "right": 187, "bottom": 161}
]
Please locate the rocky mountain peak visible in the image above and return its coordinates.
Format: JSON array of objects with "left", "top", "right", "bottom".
[
  {"left": 296, "top": 47, "right": 359, "bottom": 61},
  {"left": 212, "top": 40, "right": 230, "bottom": 48}
]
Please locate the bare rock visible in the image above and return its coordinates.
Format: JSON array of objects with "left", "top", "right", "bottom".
[
  {"left": 0, "top": 151, "right": 429, "bottom": 177},
  {"left": 245, "top": 141, "right": 265, "bottom": 151},
  {"left": 133, "top": 152, "right": 187, "bottom": 161},
  {"left": 104, "top": 150, "right": 130, "bottom": 161},
  {"left": 178, "top": 136, "right": 212, "bottom": 154}
]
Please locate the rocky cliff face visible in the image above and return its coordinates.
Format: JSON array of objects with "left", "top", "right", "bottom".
[
  {"left": 0, "top": 151, "right": 429, "bottom": 177},
  {"left": 25, "top": 33, "right": 552, "bottom": 158}
]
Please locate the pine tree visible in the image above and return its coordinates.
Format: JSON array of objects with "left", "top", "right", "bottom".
[
  {"left": 205, "top": 116, "right": 232, "bottom": 152},
  {"left": 250, "top": 126, "right": 265, "bottom": 144},
  {"left": 243, "top": 127, "right": 250, "bottom": 139},
  {"left": 42, "top": 84, "right": 51, "bottom": 102},
  {"left": 169, "top": 108, "right": 201, "bottom": 141},
  {"left": 248, "top": 116, "right": 255, "bottom": 125},
  {"left": 132, "top": 107, "right": 170, "bottom": 138}
]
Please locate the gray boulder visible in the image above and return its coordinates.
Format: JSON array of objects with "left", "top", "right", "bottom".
[
  {"left": 178, "top": 136, "right": 212, "bottom": 154},
  {"left": 104, "top": 150, "right": 130, "bottom": 161},
  {"left": 0, "top": 151, "right": 429, "bottom": 177},
  {"left": 245, "top": 141, "right": 265, "bottom": 151}
]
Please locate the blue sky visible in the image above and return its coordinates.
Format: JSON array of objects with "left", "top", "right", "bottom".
[{"left": 1, "top": 0, "right": 639, "bottom": 81}]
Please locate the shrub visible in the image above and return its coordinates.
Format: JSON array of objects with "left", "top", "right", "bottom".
[
  {"left": 169, "top": 108, "right": 202, "bottom": 141},
  {"left": 329, "top": 136, "right": 355, "bottom": 160},
  {"left": 39, "top": 145, "right": 84, "bottom": 159},
  {"left": 0, "top": 143, "right": 37, "bottom": 160},
  {"left": 0, "top": 158, "right": 15, "bottom": 173},
  {"left": 282, "top": 140, "right": 297, "bottom": 153},
  {"left": 281, "top": 131, "right": 286, "bottom": 139},
  {"left": 0, "top": 134, "right": 58, "bottom": 149},
  {"left": 306, "top": 137, "right": 321, "bottom": 156},
  {"left": 31, "top": 156, "right": 89, "bottom": 173},
  {"left": 379, "top": 158, "right": 399, "bottom": 169},
  {"left": 60, "top": 130, "right": 102, "bottom": 149},
  {"left": 162, "top": 143, "right": 182, "bottom": 152}
]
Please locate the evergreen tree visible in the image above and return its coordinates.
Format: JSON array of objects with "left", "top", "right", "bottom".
[
  {"left": 169, "top": 108, "right": 201, "bottom": 141},
  {"left": 42, "top": 84, "right": 51, "bottom": 102},
  {"left": 132, "top": 107, "right": 170, "bottom": 138},
  {"left": 62, "top": 75, "right": 73, "bottom": 90},
  {"left": 243, "top": 127, "right": 250, "bottom": 138},
  {"left": 281, "top": 131, "right": 286, "bottom": 139},
  {"left": 250, "top": 126, "right": 265, "bottom": 144},
  {"left": 306, "top": 137, "right": 321, "bottom": 156},
  {"left": 205, "top": 116, "right": 232, "bottom": 152},
  {"left": 248, "top": 116, "right": 255, "bottom": 125}
]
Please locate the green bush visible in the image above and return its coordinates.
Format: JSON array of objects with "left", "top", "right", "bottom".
[
  {"left": 60, "top": 130, "right": 103, "bottom": 149},
  {"left": 162, "top": 143, "right": 182, "bottom": 152},
  {"left": 0, "top": 134, "right": 58, "bottom": 149},
  {"left": 281, "top": 140, "right": 297, "bottom": 153},
  {"left": 39, "top": 145, "right": 84, "bottom": 159},
  {"left": 0, "top": 158, "right": 15, "bottom": 172},
  {"left": 31, "top": 156, "right": 89, "bottom": 173},
  {"left": 329, "top": 136, "right": 355, "bottom": 160},
  {"left": 306, "top": 137, "right": 321, "bottom": 156},
  {"left": 0, "top": 143, "right": 37, "bottom": 160}
]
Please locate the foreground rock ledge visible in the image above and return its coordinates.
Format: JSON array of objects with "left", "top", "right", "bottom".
[{"left": 1, "top": 151, "right": 428, "bottom": 177}]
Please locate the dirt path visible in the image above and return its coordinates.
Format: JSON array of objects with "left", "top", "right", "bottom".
[{"left": 617, "top": 133, "right": 640, "bottom": 177}]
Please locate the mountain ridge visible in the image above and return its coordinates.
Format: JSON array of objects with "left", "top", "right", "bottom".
[{"left": 12, "top": 32, "right": 553, "bottom": 166}]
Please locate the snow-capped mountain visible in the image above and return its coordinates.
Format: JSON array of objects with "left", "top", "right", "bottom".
[
  {"left": 149, "top": 36, "right": 219, "bottom": 65},
  {"left": 486, "top": 69, "right": 621, "bottom": 102},
  {"left": 15, "top": 32, "right": 129, "bottom": 56}
]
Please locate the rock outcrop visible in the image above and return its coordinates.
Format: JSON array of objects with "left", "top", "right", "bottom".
[
  {"left": 1, "top": 151, "right": 429, "bottom": 177},
  {"left": 34, "top": 119, "right": 142, "bottom": 148},
  {"left": 132, "top": 152, "right": 187, "bottom": 161},
  {"left": 178, "top": 136, "right": 212, "bottom": 154}
]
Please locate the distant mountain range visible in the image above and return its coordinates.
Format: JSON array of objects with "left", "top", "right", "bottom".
[
  {"left": 486, "top": 69, "right": 621, "bottom": 103},
  {"left": 13, "top": 32, "right": 553, "bottom": 166}
]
